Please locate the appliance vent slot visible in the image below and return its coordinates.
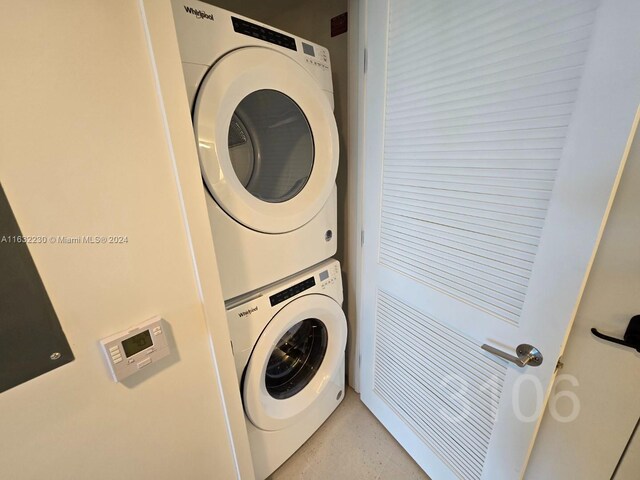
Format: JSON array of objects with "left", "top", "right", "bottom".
[
  {"left": 373, "top": 290, "right": 507, "bottom": 480},
  {"left": 378, "top": 0, "right": 599, "bottom": 324}
]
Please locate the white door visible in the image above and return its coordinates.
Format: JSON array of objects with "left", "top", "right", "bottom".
[
  {"left": 358, "top": 1, "right": 640, "bottom": 479},
  {"left": 194, "top": 47, "right": 339, "bottom": 233}
]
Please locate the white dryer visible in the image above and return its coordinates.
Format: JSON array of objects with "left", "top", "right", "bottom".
[
  {"left": 172, "top": 1, "right": 339, "bottom": 300},
  {"left": 226, "top": 259, "right": 347, "bottom": 479}
]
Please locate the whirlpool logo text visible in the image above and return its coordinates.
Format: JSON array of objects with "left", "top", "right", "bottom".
[
  {"left": 238, "top": 306, "right": 258, "bottom": 318},
  {"left": 184, "top": 5, "right": 214, "bottom": 21}
]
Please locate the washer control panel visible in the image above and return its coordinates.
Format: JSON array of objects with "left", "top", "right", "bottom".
[
  {"left": 319, "top": 261, "right": 341, "bottom": 290},
  {"left": 269, "top": 276, "right": 316, "bottom": 307},
  {"left": 267, "top": 261, "right": 341, "bottom": 307},
  {"left": 100, "top": 316, "right": 169, "bottom": 382}
]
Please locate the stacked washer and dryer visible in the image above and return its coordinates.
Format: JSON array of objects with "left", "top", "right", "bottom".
[{"left": 173, "top": 1, "right": 347, "bottom": 478}]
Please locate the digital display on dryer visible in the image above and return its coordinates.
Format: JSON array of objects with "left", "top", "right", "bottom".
[
  {"left": 302, "top": 42, "right": 315, "bottom": 57},
  {"left": 269, "top": 277, "right": 316, "bottom": 306}
]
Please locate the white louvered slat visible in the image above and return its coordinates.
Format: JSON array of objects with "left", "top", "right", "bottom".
[
  {"left": 382, "top": 188, "right": 550, "bottom": 219},
  {"left": 386, "top": 126, "right": 569, "bottom": 147},
  {"left": 374, "top": 291, "right": 507, "bottom": 480},
  {"left": 384, "top": 184, "right": 551, "bottom": 210},
  {"left": 384, "top": 178, "right": 553, "bottom": 203},
  {"left": 380, "top": 220, "right": 534, "bottom": 278},
  {"left": 386, "top": 78, "right": 583, "bottom": 122},
  {"left": 385, "top": 165, "right": 558, "bottom": 181},
  {"left": 388, "top": 2, "right": 596, "bottom": 68},
  {"left": 379, "top": 0, "right": 598, "bottom": 324},
  {"left": 383, "top": 203, "right": 542, "bottom": 244},
  {"left": 380, "top": 231, "right": 530, "bottom": 293},
  {"left": 380, "top": 229, "right": 532, "bottom": 284},
  {"left": 387, "top": 103, "right": 575, "bottom": 131},
  {"left": 385, "top": 112, "right": 573, "bottom": 138},
  {"left": 387, "top": 148, "right": 562, "bottom": 160},
  {"left": 385, "top": 167, "right": 557, "bottom": 188},
  {"left": 383, "top": 199, "right": 545, "bottom": 235},
  {"left": 380, "top": 241, "right": 530, "bottom": 304},
  {"left": 379, "top": 249, "right": 523, "bottom": 322},
  {"left": 389, "top": 47, "right": 591, "bottom": 99},
  {"left": 382, "top": 213, "right": 539, "bottom": 256}
]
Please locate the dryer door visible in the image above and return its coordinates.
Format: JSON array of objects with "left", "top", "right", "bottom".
[
  {"left": 194, "top": 47, "right": 339, "bottom": 234},
  {"left": 243, "top": 294, "right": 347, "bottom": 431}
]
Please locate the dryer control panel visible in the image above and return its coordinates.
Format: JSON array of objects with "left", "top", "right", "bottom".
[
  {"left": 302, "top": 42, "right": 330, "bottom": 72},
  {"left": 231, "top": 16, "right": 296, "bottom": 51}
]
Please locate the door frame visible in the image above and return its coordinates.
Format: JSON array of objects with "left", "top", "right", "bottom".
[{"left": 346, "top": 0, "right": 367, "bottom": 392}]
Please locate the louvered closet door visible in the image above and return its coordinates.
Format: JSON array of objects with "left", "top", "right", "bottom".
[{"left": 358, "top": 1, "right": 640, "bottom": 479}]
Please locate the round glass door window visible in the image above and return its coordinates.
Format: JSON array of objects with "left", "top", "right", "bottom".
[
  {"left": 265, "top": 319, "right": 328, "bottom": 400},
  {"left": 228, "top": 89, "right": 315, "bottom": 203}
]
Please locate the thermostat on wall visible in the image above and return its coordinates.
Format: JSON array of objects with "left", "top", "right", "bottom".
[{"left": 100, "top": 316, "right": 170, "bottom": 382}]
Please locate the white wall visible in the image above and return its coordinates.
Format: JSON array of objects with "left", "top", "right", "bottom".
[
  {"left": 525, "top": 127, "right": 640, "bottom": 478},
  {"left": 0, "top": 1, "right": 250, "bottom": 478}
]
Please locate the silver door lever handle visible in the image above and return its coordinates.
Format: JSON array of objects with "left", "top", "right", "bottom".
[{"left": 481, "top": 343, "right": 543, "bottom": 367}]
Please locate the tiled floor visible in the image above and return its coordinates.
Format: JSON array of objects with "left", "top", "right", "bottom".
[{"left": 268, "top": 387, "right": 430, "bottom": 480}]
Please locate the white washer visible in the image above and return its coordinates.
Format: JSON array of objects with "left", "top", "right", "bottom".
[
  {"left": 172, "top": 1, "right": 339, "bottom": 300},
  {"left": 226, "top": 259, "right": 346, "bottom": 479}
]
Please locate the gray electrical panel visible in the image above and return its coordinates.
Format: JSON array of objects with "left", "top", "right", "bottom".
[{"left": 0, "top": 184, "right": 74, "bottom": 393}]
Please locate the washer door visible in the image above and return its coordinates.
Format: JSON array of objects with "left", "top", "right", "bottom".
[
  {"left": 243, "top": 294, "right": 347, "bottom": 431},
  {"left": 194, "top": 47, "right": 339, "bottom": 234}
]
